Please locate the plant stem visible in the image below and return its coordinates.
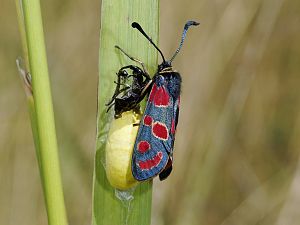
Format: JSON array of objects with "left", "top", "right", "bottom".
[
  {"left": 92, "top": 1, "right": 159, "bottom": 225},
  {"left": 15, "top": 0, "right": 29, "bottom": 70},
  {"left": 20, "top": 0, "right": 68, "bottom": 224}
]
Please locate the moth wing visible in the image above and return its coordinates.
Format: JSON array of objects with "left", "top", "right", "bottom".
[
  {"left": 132, "top": 82, "right": 175, "bottom": 181},
  {"left": 158, "top": 96, "right": 180, "bottom": 180},
  {"left": 158, "top": 157, "right": 173, "bottom": 181}
]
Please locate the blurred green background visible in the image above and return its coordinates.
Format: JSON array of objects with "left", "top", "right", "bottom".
[{"left": 1, "top": 0, "right": 300, "bottom": 225}]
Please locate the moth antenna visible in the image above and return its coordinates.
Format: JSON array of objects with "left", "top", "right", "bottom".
[
  {"left": 169, "top": 21, "right": 200, "bottom": 64},
  {"left": 132, "top": 22, "right": 166, "bottom": 63}
]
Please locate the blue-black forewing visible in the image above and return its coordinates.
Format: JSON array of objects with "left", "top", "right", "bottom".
[
  {"left": 132, "top": 74, "right": 181, "bottom": 181},
  {"left": 158, "top": 96, "right": 180, "bottom": 180}
]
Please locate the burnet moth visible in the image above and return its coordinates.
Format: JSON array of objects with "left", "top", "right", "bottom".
[{"left": 107, "top": 21, "right": 199, "bottom": 184}]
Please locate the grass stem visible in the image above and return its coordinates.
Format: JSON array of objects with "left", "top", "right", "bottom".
[{"left": 18, "top": 0, "right": 68, "bottom": 224}]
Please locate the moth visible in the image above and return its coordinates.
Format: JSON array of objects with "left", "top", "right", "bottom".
[{"left": 107, "top": 21, "right": 199, "bottom": 182}]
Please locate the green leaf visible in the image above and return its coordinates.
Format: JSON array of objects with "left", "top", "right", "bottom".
[{"left": 92, "top": 1, "right": 159, "bottom": 225}]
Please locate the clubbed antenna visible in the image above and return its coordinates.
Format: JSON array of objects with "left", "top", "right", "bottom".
[
  {"left": 132, "top": 22, "right": 166, "bottom": 63},
  {"left": 169, "top": 21, "right": 200, "bottom": 64}
]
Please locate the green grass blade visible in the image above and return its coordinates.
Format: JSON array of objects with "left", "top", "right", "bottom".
[
  {"left": 92, "top": 1, "right": 159, "bottom": 225},
  {"left": 20, "top": 0, "right": 68, "bottom": 224}
]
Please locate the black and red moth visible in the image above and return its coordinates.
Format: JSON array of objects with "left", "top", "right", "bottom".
[{"left": 107, "top": 21, "right": 199, "bottom": 181}]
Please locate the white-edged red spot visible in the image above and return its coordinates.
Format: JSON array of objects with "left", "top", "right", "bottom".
[
  {"left": 143, "top": 115, "right": 153, "bottom": 126},
  {"left": 138, "top": 152, "right": 163, "bottom": 170},
  {"left": 137, "top": 141, "right": 151, "bottom": 153},
  {"left": 171, "top": 119, "right": 176, "bottom": 135},
  {"left": 149, "top": 84, "right": 158, "bottom": 103},
  {"left": 149, "top": 84, "right": 170, "bottom": 107},
  {"left": 152, "top": 122, "right": 169, "bottom": 141},
  {"left": 153, "top": 86, "right": 170, "bottom": 107}
]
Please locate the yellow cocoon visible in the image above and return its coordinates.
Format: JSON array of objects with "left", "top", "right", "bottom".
[{"left": 105, "top": 111, "right": 141, "bottom": 190}]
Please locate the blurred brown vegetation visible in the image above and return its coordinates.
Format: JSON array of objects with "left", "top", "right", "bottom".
[{"left": 1, "top": 0, "right": 300, "bottom": 225}]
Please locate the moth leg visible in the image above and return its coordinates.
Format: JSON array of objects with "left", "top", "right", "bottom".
[{"left": 115, "top": 45, "right": 150, "bottom": 79}]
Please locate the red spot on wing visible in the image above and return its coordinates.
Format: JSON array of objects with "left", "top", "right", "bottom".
[
  {"left": 138, "top": 152, "right": 163, "bottom": 170},
  {"left": 143, "top": 115, "right": 152, "bottom": 126},
  {"left": 149, "top": 84, "right": 170, "bottom": 107},
  {"left": 137, "top": 141, "right": 151, "bottom": 153},
  {"left": 149, "top": 84, "right": 157, "bottom": 103},
  {"left": 171, "top": 119, "right": 176, "bottom": 135},
  {"left": 153, "top": 86, "right": 169, "bottom": 107},
  {"left": 152, "top": 122, "right": 169, "bottom": 140}
]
